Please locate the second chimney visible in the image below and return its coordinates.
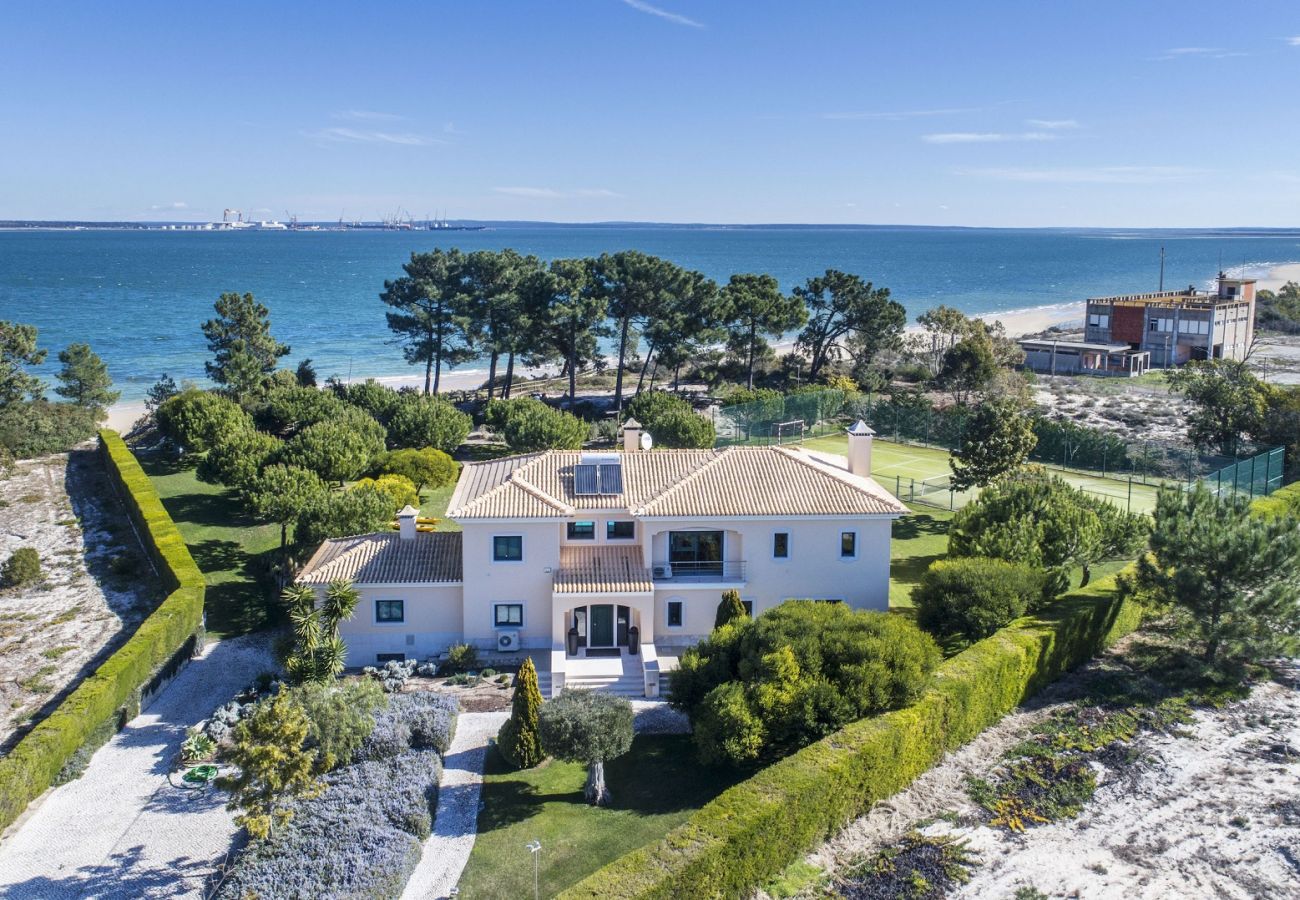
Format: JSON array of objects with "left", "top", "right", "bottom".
[
  {"left": 846, "top": 419, "right": 875, "bottom": 478},
  {"left": 397, "top": 504, "right": 420, "bottom": 540},
  {"left": 622, "top": 417, "right": 643, "bottom": 452}
]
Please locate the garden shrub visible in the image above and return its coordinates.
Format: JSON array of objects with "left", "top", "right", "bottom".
[
  {"left": 649, "top": 409, "right": 715, "bottom": 449},
  {"left": 914, "top": 557, "right": 1045, "bottom": 643},
  {"left": 497, "top": 656, "right": 544, "bottom": 768},
  {"left": 0, "top": 430, "right": 205, "bottom": 833},
  {"left": 0, "top": 399, "right": 98, "bottom": 458},
  {"left": 671, "top": 601, "right": 942, "bottom": 766},
  {"left": 350, "top": 473, "right": 419, "bottom": 512},
  {"left": 292, "top": 679, "right": 387, "bottom": 771},
  {"left": 443, "top": 642, "right": 479, "bottom": 673},
  {"left": 375, "top": 446, "right": 458, "bottom": 493},
  {"left": 155, "top": 388, "right": 252, "bottom": 453},
  {"left": 358, "top": 691, "right": 457, "bottom": 760},
  {"left": 499, "top": 399, "right": 589, "bottom": 451},
  {"left": 1, "top": 546, "right": 43, "bottom": 588},
  {"left": 560, "top": 573, "right": 1144, "bottom": 900},
  {"left": 387, "top": 394, "right": 472, "bottom": 453},
  {"left": 214, "top": 750, "right": 441, "bottom": 900}
]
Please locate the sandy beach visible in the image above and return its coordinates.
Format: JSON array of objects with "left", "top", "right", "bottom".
[{"left": 1256, "top": 262, "right": 1300, "bottom": 293}]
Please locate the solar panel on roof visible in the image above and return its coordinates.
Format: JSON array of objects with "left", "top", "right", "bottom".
[
  {"left": 598, "top": 464, "right": 623, "bottom": 494},
  {"left": 574, "top": 464, "right": 599, "bottom": 495}
]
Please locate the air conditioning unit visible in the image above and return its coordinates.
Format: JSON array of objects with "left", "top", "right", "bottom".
[
  {"left": 652, "top": 564, "right": 672, "bottom": 579},
  {"left": 496, "top": 630, "right": 521, "bottom": 652}
]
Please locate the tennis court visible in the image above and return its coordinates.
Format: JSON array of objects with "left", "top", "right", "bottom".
[{"left": 800, "top": 434, "right": 1164, "bottom": 515}]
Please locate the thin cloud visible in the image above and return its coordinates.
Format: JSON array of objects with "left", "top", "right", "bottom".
[
  {"left": 1288, "top": 36, "right": 1300, "bottom": 47},
  {"left": 494, "top": 187, "right": 622, "bottom": 199},
  {"left": 310, "top": 127, "right": 445, "bottom": 147},
  {"left": 1153, "top": 46, "right": 1248, "bottom": 61},
  {"left": 1026, "top": 118, "right": 1079, "bottom": 130},
  {"left": 823, "top": 105, "right": 986, "bottom": 121},
  {"left": 150, "top": 201, "right": 189, "bottom": 210},
  {"left": 923, "top": 131, "right": 1056, "bottom": 144},
  {"left": 333, "top": 110, "right": 406, "bottom": 121},
  {"left": 957, "top": 165, "right": 1207, "bottom": 184},
  {"left": 620, "top": 0, "right": 704, "bottom": 28}
]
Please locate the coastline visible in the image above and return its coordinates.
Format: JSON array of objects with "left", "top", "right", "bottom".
[
  {"left": 1257, "top": 262, "right": 1300, "bottom": 293},
  {"left": 101, "top": 300, "right": 1087, "bottom": 433}
]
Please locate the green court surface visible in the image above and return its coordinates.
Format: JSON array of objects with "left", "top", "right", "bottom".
[{"left": 799, "top": 434, "right": 1163, "bottom": 515}]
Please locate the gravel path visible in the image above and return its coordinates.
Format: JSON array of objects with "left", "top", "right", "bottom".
[
  {"left": 0, "top": 634, "right": 276, "bottom": 900},
  {"left": 401, "top": 710, "right": 509, "bottom": 900}
]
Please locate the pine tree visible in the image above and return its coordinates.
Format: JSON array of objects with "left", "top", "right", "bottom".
[
  {"left": 1132, "top": 484, "right": 1300, "bottom": 672},
  {"left": 715, "top": 589, "right": 747, "bottom": 629},
  {"left": 497, "top": 656, "right": 545, "bottom": 768},
  {"left": 201, "top": 292, "right": 290, "bottom": 403},
  {"left": 54, "top": 343, "right": 119, "bottom": 418}
]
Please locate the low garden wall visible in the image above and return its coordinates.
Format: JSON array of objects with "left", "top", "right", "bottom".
[
  {"left": 0, "top": 430, "right": 205, "bottom": 832},
  {"left": 560, "top": 573, "right": 1143, "bottom": 899}
]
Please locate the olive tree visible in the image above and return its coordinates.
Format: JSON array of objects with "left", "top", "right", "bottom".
[{"left": 538, "top": 689, "right": 634, "bottom": 806}]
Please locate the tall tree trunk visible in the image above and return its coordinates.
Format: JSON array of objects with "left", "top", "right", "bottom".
[
  {"left": 673, "top": 360, "right": 683, "bottom": 390},
  {"left": 487, "top": 350, "right": 499, "bottom": 400},
  {"left": 503, "top": 351, "right": 515, "bottom": 399},
  {"left": 568, "top": 319, "right": 578, "bottom": 408},
  {"left": 1080, "top": 563, "right": 1091, "bottom": 587},
  {"left": 649, "top": 355, "right": 660, "bottom": 390},
  {"left": 636, "top": 342, "right": 657, "bottom": 394},
  {"left": 747, "top": 320, "right": 757, "bottom": 389},
  {"left": 614, "top": 316, "right": 630, "bottom": 415},
  {"left": 584, "top": 761, "right": 611, "bottom": 806},
  {"left": 433, "top": 353, "right": 442, "bottom": 395},
  {"left": 423, "top": 352, "right": 433, "bottom": 396}
]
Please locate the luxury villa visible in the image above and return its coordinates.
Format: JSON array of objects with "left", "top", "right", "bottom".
[{"left": 297, "top": 420, "right": 907, "bottom": 697}]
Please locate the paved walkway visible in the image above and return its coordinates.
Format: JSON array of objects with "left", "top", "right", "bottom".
[
  {"left": 401, "top": 710, "right": 509, "bottom": 900},
  {"left": 0, "top": 635, "right": 276, "bottom": 900}
]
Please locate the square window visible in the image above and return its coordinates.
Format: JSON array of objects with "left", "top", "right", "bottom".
[
  {"left": 666, "top": 600, "right": 683, "bottom": 628},
  {"left": 494, "top": 603, "right": 523, "bottom": 627},
  {"left": 841, "top": 532, "right": 857, "bottom": 558},
  {"left": 606, "top": 520, "right": 635, "bottom": 540},
  {"left": 375, "top": 600, "right": 404, "bottom": 623},
  {"left": 567, "top": 521, "right": 595, "bottom": 540},
  {"left": 773, "top": 532, "right": 790, "bottom": 559},
  {"left": 493, "top": 535, "right": 523, "bottom": 561},
  {"left": 376, "top": 652, "right": 406, "bottom": 663}
]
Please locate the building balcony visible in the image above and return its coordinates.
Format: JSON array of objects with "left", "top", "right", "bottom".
[{"left": 650, "top": 560, "right": 747, "bottom": 584}]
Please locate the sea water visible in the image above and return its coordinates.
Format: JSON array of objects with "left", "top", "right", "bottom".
[{"left": 1, "top": 226, "right": 1297, "bottom": 400}]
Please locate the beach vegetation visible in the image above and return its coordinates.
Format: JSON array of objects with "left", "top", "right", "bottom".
[
  {"left": 937, "top": 333, "right": 998, "bottom": 405},
  {"left": 144, "top": 374, "right": 179, "bottom": 413},
  {"left": 1128, "top": 483, "right": 1300, "bottom": 673},
  {"left": 949, "top": 400, "right": 1037, "bottom": 491},
  {"left": 53, "top": 342, "right": 118, "bottom": 420},
  {"left": 671, "top": 600, "right": 941, "bottom": 766},
  {"left": 202, "top": 291, "right": 291, "bottom": 405},
  {"left": 294, "top": 358, "right": 317, "bottom": 388},
  {"left": 0, "top": 321, "right": 47, "bottom": 405},
  {"left": 1, "top": 547, "right": 42, "bottom": 588},
  {"left": 538, "top": 689, "right": 635, "bottom": 806}
]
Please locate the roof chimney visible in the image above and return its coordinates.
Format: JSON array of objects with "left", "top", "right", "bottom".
[
  {"left": 846, "top": 419, "right": 875, "bottom": 478},
  {"left": 397, "top": 504, "right": 419, "bottom": 540},
  {"left": 622, "top": 417, "right": 643, "bottom": 452}
]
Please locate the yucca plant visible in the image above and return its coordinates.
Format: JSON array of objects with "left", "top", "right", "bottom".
[{"left": 281, "top": 579, "right": 360, "bottom": 683}]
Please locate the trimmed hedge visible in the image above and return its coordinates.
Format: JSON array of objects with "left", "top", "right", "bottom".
[
  {"left": 1251, "top": 480, "right": 1300, "bottom": 519},
  {"left": 559, "top": 574, "right": 1143, "bottom": 899},
  {"left": 0, "top": 430, "right": 205, "bottom": 831}
]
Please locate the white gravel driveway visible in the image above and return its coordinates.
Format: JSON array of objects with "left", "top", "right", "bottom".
[{"left": 0, "top": 634, "right": 276, "bottom": 900}]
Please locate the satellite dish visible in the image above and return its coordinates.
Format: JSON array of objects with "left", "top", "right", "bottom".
[{"left": 639, "top": 431, "right": 654, "bottom": 450}]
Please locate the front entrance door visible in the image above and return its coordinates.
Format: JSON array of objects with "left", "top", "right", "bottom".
[{"left": 589, "top": 604, "right": 615, "bottom": 647}]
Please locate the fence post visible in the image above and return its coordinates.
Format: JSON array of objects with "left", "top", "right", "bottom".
[{"left": 1127, "top": 476, "right": 1132, "bottom": 514}]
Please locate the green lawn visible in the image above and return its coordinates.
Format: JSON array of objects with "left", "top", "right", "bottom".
[
  {"left": 141, "top": 455, "right": 282, "bottom": 638},
  {"left": 420, "top": 481, "right": 459, "bottom": 531},
  {"left": 457, "top": 735, "right": 744, "bottom": 899},
  {"left": 888, "top": 506, "right": 956, "bottom": 608}
]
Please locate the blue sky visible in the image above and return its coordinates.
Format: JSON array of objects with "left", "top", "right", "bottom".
[{"left": 2, "top": 1, "right": 1298, "bottom": 226}]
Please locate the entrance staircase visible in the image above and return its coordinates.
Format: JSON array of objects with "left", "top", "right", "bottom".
[{"left": 561, "top": 652, "right": 645, "bottom": 697}]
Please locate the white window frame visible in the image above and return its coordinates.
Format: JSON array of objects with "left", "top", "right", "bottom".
[
  {"left": 493, "top": 602, "right": 524, "bottom": 628},
  {"left": 374, "top": 599, "right": 405, "bottom": 625},
  {"left": 772, "top": 531, "right": 791, "bottom": 560},
  {"left": 840, "top": 530, "right": 858, "bottom": 560},
  {"left": 665, "top": 599, "right": 685, "bottom": 629},
  {"left": 492, "top": 534, "right": 524, "bottom": 563}
]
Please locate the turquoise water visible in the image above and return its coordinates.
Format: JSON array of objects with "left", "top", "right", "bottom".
[{"left": 2, "top": 226, "right": 1298, "bottom": 400}]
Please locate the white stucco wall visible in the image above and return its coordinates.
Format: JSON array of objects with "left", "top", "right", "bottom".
[
  {"left": 459, "top": 521, "right": 562, "bottom": 650},
  {"left": 335, "top": 583, "right": 464, "bottom": 666}
]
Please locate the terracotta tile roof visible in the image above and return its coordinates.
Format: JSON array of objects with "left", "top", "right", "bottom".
[
  {"left": 553, "top": 545, "right": 653, "bottom": 594},
  {"left": 447, "top": 445, "right": 907, "bottom": 520},
  {"left": 297, "top": 531, "right": 463, "bottom": 585}
]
